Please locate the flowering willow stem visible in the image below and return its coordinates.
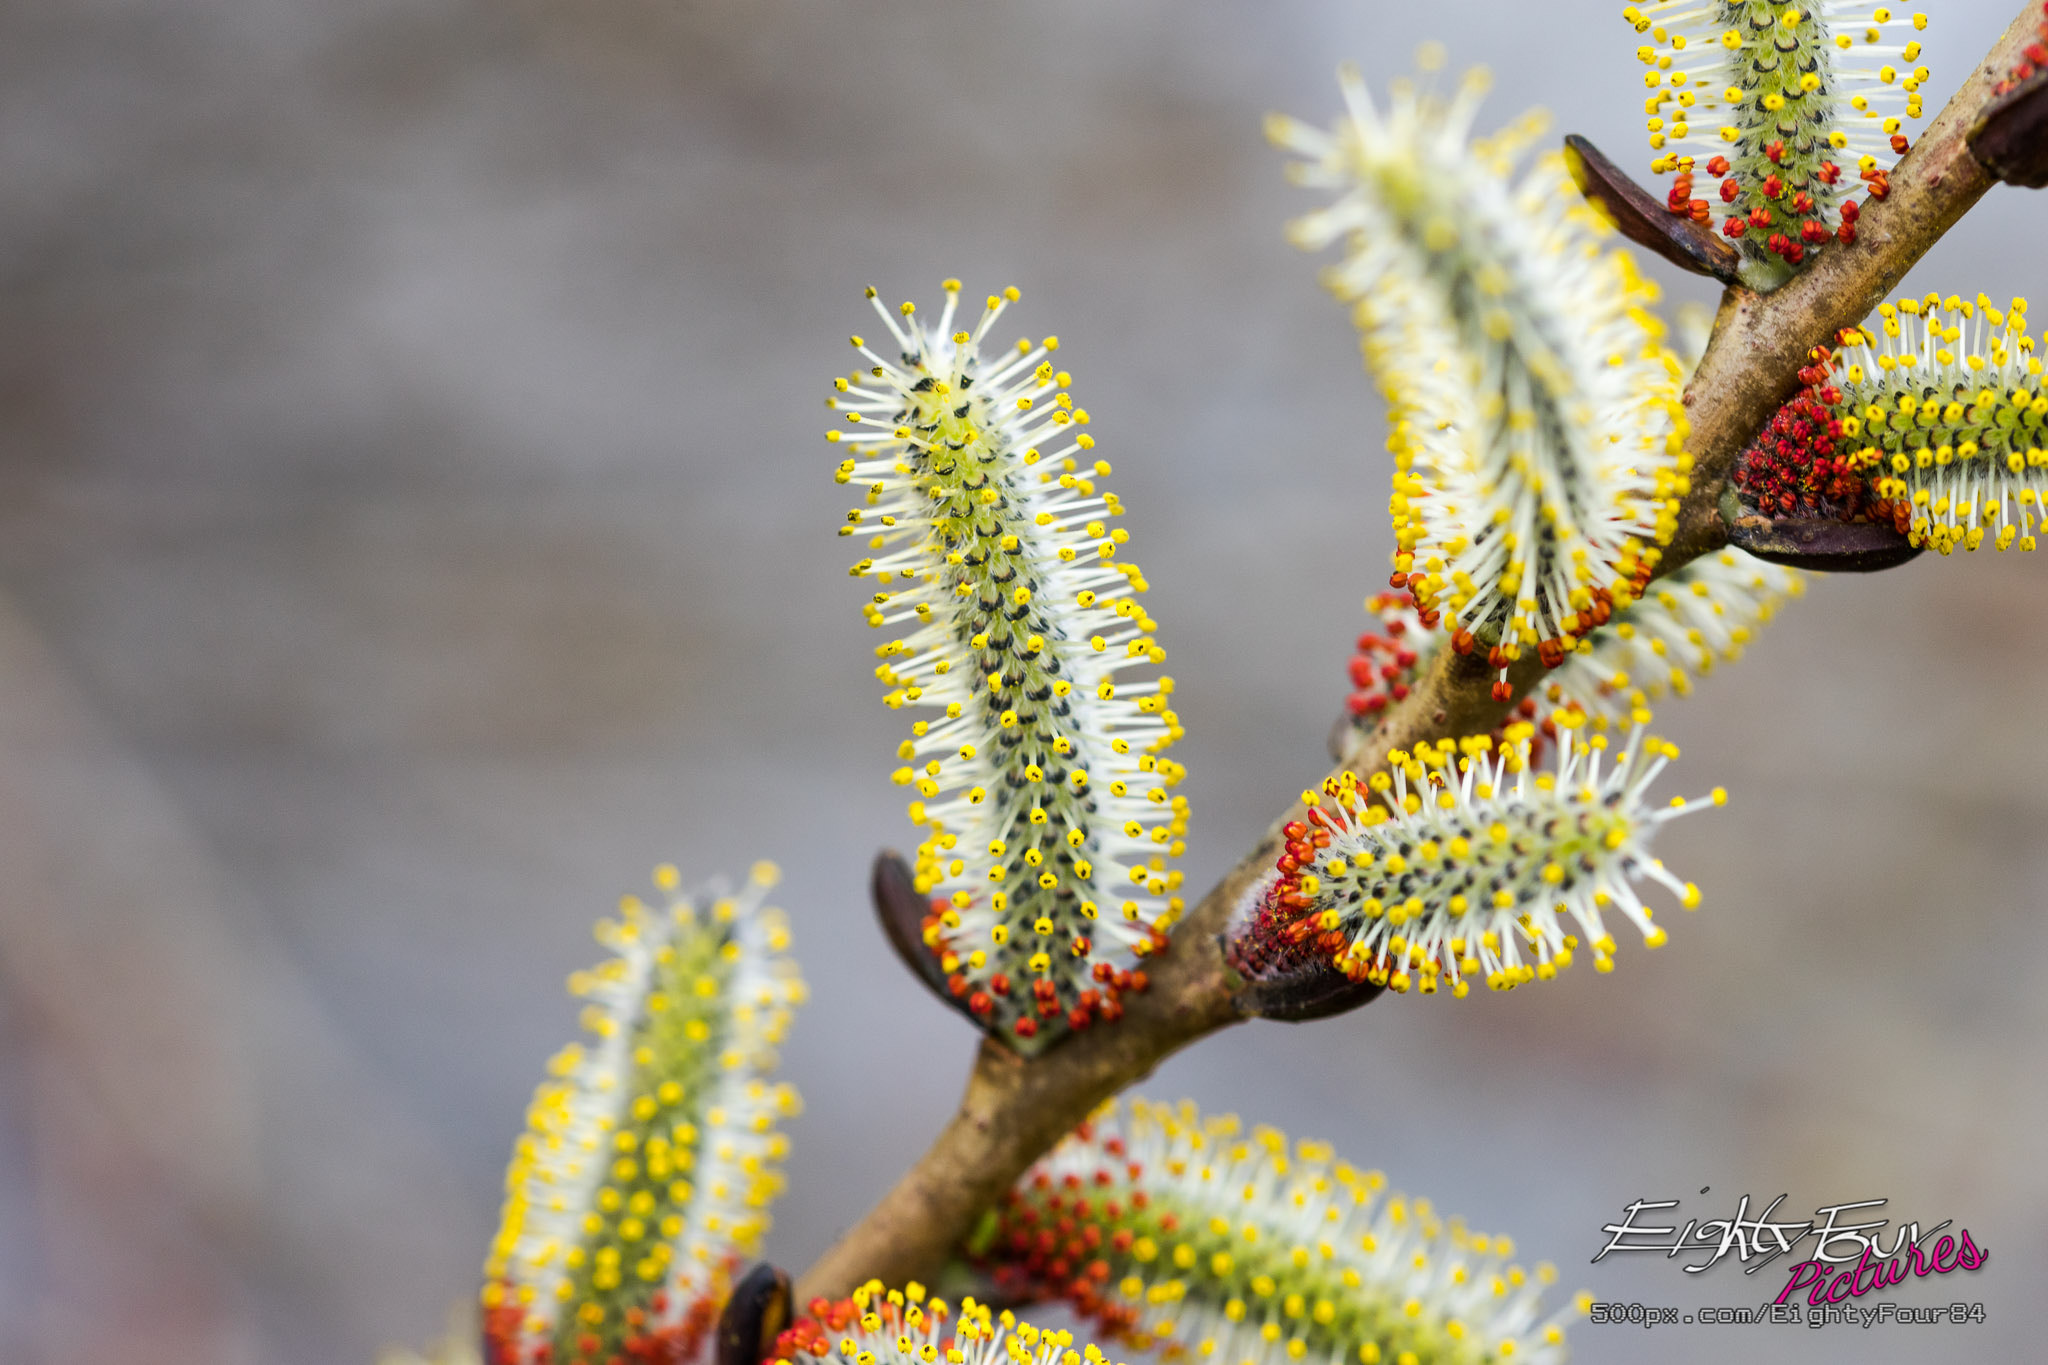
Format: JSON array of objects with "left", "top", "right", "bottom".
[{"left": 792, "top": 1, "right": 2046, "bottom": 1309}]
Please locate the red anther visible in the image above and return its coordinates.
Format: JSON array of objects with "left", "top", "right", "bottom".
[
  {"left": 1800, "top": 218, "right": 1828, "bottom": 244},
  {"left": 1890, "top": 133, "right": 1909, "bottom": 154},
  {"left": 1537, "top": 638, "right": 1567, "bottom": 668},
  {"left": 1707, "top": 155, "right": 1730, "bottom": 175},
  {"left": 1817, "top": 160, "right": 1842, "bottom": 185},
  {"left": 1487, "top": 644, "right": 1508, "bottom": 669},
  {"left": 1348, "top": 657, "right": 1374, "bottom": 686},
  {"left": 1490, "top": 680, "right": 1513, "bottom": 702},
  {"left": 1071, "top": 935, "right": 1091, "bottom": 956},
  {"left": 1688, "top": 198, "right": 1710, "bottom": 223},
  {"left": 969, "top": 991, "right": 993, "bottom": 1014},
  {"left": 1720, "top": 177, "right": 1740, "bottom": 202},
  {"left": 1390, "top": 682, "right": 1410, "bottom": 701},
  {"left": 1360, "top": 693, "right": 1388, "bottom": 713},
  {"left": 990, "top": 973, "right": 1012, "bottom": 995},
  {"left": 1723, "top": 216, "right": 1747, "bottom": 237},
  {"left": 947, "top": 973, "right": 969, "bottom": 996},
  {"left": 1766, "top": 139, "right": 1786, "bottom": 163},
  {"left": 1282, "top": 821, "right": 1308, "bottom": 839},
  {"left": 1388, "top": 570, "right": 1409, "bottom": 588},
  {"left": 1761, "top": 173, "right": 1784, "bottom": 198},
  {"left": 1785, "top": 242, "right": 1805, "bottom": 264},
  {"left": 1067, "top": 1007, "right": 1093, "bottom": 1030},
  {"left": 1092, "top": 961, "right": 1115, "bottom": 982},
  {"left": 1749, "top": 205, "right": 1771, "bottom": 227},
  {"left": 1378, "top": 662, "right": 1402, "bottom": 682},
  {"left": 1417, "top": 608, "right": 1440, "bottom": 627},
  {"left": 1451, "top": 628, "right": 1476, "bottom": 654},
  {"left": 1014, "top": 1016, "right": 1038, "bottom": 1037},
  {"left": 1127, "top": 970, "right": 1149, "bottom": 992},
  {"left": 1839, "top": 199, "right": 1860, "bottom": 223}
]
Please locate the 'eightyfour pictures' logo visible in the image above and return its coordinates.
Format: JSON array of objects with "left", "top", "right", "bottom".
[{"left": 1594, "top": 1192, "right": 1988, "bottom": 1309}]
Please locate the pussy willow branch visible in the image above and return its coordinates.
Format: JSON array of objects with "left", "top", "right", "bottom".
[{"left": 791, "top": 3, "right": 2043, "bottom": 1306}]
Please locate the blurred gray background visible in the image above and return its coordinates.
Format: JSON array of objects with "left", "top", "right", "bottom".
[{"left": 1, "top": 2, "right": 2042, "bottom": 1362}]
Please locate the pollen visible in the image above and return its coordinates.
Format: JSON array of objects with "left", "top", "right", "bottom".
[
  {"left": 975, "top": 1099, "right": 1576, "bottom": 1365},
  {"left": 482, "top": 868, "right": 805, "bottom": 1365},
  {"left": 828, "top": 285, "right": 1189, "bottom": 1052},
  {"left": 1620, "top": 1, "right": 1930, "bottom": 288},
  {"left": 1273, "top": 62, "right": 1687, "bottom": 698},
  {"left": 1232, "top": 715, "right": 1715, "bottom": 997}
]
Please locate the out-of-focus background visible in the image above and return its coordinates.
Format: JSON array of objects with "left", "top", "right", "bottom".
[{"left": 1, "top": 1, "right": 2042, "bottom": 1362}]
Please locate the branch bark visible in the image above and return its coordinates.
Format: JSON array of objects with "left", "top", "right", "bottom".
[{"left": 791, "top": 2, "right": 2045, "bottom": 1307}]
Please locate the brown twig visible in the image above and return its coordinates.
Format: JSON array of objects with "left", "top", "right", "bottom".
[{"left": 790, "top": 2, "right": 2044, "bottom": 1307}]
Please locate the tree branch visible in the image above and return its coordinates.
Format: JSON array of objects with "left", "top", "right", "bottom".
[{"left": 790, "top": 2, "right": 2044, "bottom": 1307}]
